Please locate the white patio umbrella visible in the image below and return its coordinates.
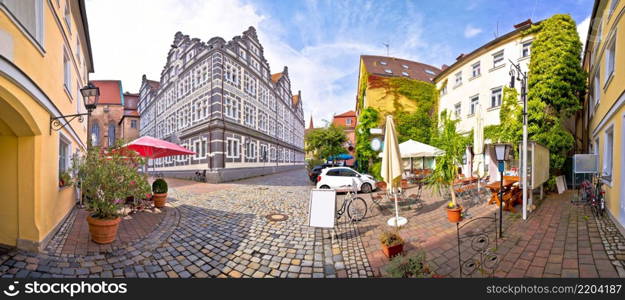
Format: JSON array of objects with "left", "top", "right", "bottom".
[{"left": 381, "top": 115, "right": 406, "bottom": 227}]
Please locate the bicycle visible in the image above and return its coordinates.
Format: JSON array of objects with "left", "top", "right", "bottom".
[
  {"left": 577, "top": 174, "right": 606, "bottom": 218},
  {"left": 335, "top": 183, "right": 368, "bottom": 222}
]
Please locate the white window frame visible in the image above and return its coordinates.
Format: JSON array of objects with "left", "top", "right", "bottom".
[
  {"left": 469, "top": 95, "right": 479, "bottom": 115},
  {"left": 492, "top": 50, "right": 504, "bottom": 68},
  {"left": 604, "top": 33, "right": 616, "bottom": 86},
  {"left": 521, "top": 41, "right": 532, "bottom": 58},
  {"left": 490, "top": 87, "right": 502, "bottom": 108},
  {"left": 63, "top": 48, "right": 72, "bottom": 96},
  {"left": 603, "top": 126, "right": 614, "bottom": 183},
  {"left": 345, "top": 118, "right": 352, "bottom": 126},
  {"left": 226, "top": 138, "right": 240, "bottom": 158},
  {"left": 454, "top": 72, "right": 462, "bottom": 86},
  {"left": 471, "top": 62, "right": 481, "bottom": 78},
  {"left": 58, "top": 133, "right": 71, "bottom": 176},
  {"left": 454, "top": 102, "right": 461, "bottom": 119}
]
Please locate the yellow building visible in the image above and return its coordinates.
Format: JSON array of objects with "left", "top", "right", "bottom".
[
  {"left": 582, "top": 0, "right": 625, "bottom": 231},
  {"left": 355, "top": 55, "right": 441, "bottom": 118},
  {"left": 0, "top": 0, "right": 93, "bottom": 251}
]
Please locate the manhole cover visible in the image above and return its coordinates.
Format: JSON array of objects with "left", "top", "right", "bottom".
[{"left": 266, "top": 213, "right": 288, "bottom": 222}]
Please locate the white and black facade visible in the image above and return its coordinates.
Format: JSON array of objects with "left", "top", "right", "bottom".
[{"left": 137, "top": 27, "right": 305, "bottom": 182}]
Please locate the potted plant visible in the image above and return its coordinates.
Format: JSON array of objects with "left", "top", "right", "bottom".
[
  {"left": 59, "top": 171, "right": 72, "bottom": 187},
  {"left": 152, "top": 178, "right": 168, "bottom": 208},
  {"left": 425, "top": 110, "right": 468, "bottom": 223},
  {"left": 380, "top": 231, "right": 404, "bottom": 258},
  {"left": 76, "top": 145, "right": 150, "bottom": 244}
]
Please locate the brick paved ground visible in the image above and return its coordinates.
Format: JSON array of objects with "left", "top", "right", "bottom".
[
  {"left": 45, "top": 209, "right": 165, "bottom": 256},
  {"left": 1, "top": 167, "right": 623, "bottom": 278},
  {"left": 358, "top": 187, "right": 625, "bottom": 278},
  {"left": 0, "top": 167, "right": 373, "bottom": 278}
]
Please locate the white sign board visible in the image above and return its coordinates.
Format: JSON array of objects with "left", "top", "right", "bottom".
[
  {"left": 556, "top": 175, "right": 567, "bottom": 194},
  {"left": 308, "top": 189, "right": 336, "bottom": 228}
]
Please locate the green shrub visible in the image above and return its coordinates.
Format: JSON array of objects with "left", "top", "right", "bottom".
[
  {"left": 306, "top": 158, "right": 324, "bottom": 170},
  {"left": 384, "top": 251, "right": 429, "bottom": 278},
  {"left": 370, "top": 160, "right": 382, "bottom": 181},
  {"left": 152, "top": 178, "right": 168, "bottom": 194}
]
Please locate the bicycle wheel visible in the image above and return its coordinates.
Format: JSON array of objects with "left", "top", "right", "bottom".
[{"left": 347, "top": 197, "right": 367, "bottom": 222}]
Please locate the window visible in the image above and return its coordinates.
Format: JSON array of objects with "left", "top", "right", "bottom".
[
  {"left": 63, "top": 49, "right": 72, "bottom": 93},
  {"left": 260, "top": 144, "right": 268, "bottom": 161},
  {"left": 384, "top": 69, "right": 392, "bottom": 74},
  {"left": 108, "top": 123, "right": 116, "bottom": 147},
  {"left": 1, "top": 0, "right": 45, "bottom": 45},
  {"left": 64, "top": 0, "right": 71, "bottom": 34},
  {"left": 425, "top": 69, "right": 436, "bottom": 75},
  {"left": 603, "top": 127, "right": 614, "bottom": 181},
  {"left": 346, "top": 118, "right": 352, "bottom": 126},
  {"left": 521, "top": 41, "right": 532, "bottom": 58},
  {"left": 609, "top": 0, "right": 619, "bottom": 16},
  {"left": 440, "top": 85, "right": 447, "bottom": 96},
  {"left": 454, "top": 72, "right": 462, "bottom": 86},
  {"left": 380, "top": 61, "right": 387, "bottom": 65},
  {"left": 224, "top": 95, "right": 240, "bottom": 120},
  {"left": 401, "top": 71, "right": 409, "bottom": 76},
  {"left": 593, "top": 71, "right": 601, "bottom": 106},
  {"left": 201, "top": 140, "right": 206, "bottom": 158},
  {"left": 244, "top": 104, "right": 256, "bottom": 126},
  {"left": 605, "top": 35, "right": 616, "bottom": 84},
  {"left": 131, "top": 120, "right": 137, "bottom": 128},
  {"left": 58, "top": 135, "right": 70, "bottom": 174},
  {"left": 402, "top": 64, "right": 409, "bottom": 69},
  {"left": 490, "top": 88, "right": 502, "bottom": 107},
  {"left": 492, "top": 50, "right": 504, "bottom": 68},
  {"left": 470, "top": 95, "right": 479, "bottom": 115},
  {"left": 246, "top": 141, "right": 257, "bottom": 159},
  {"left": 227, "top": 138, "right": 240, "bottom": 158},
  {"left": 471, "top": 62, "right": 481, "bottom": 78},
  {"left": 454, "top": 103, "right": 461, "bottom": 118}
]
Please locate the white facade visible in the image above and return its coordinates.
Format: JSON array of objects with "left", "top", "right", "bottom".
[{"left": 436, "top": 31, "right": 534, "bottom": 134}]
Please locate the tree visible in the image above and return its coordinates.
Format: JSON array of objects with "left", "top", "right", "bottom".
[
  {"left": 426, "top": 110, "right": 469, "bottom": 207},
  {"left": 355, "top": 107, "right": 380, "bottom": 172},
  {"left": 305, "top": 125, "right": 348, "bottom": 162},
  {"left": 525, "top": 14, "right": 587, "bottom": 173}
]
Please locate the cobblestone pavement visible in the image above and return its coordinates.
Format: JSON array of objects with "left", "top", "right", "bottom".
[{"left": 0, "top": 168, "right": 373, "bottom": 278}]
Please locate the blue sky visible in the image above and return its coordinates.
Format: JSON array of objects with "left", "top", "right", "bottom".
[{"left": 87, "top": 0, "right": 594, "bottom": 126}]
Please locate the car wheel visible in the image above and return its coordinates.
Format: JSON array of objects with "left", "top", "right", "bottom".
[
  {"left": 360, "top": 183, "right": 372, "bottom": 193},
  {"left": 319, "top": 185, "right": 331, "bottom": 189}
]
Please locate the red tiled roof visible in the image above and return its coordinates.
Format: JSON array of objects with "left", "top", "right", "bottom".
[
  {"left": 271, "top": 73, "right": 283, "bottom": 83},
  {"left": 91, "top": 80, "right": 123, "bottom": 105},
  {"left": 147, "top": 80, "right": 160, "bottom": 90},
  {"left": 361, "top": 55, "right": 441, "bottom": 83},
  {"left": 124, "top": 110, "right": 140, "bottom": 117},
  {"left": 123, "top": 92, "right": 139, "bottom": 110},
  {"left": 334, "top": 110, "right": 356, "bottom": 118}
]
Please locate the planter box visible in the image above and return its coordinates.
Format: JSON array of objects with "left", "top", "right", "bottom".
[{"left": 382, "top": 243, "right": 404, "bottom": 259}]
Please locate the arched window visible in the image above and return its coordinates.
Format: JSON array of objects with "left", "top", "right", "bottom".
[
  {"left": 108, "top": 124, "right": 116, "bottom": 147},
  {"left": 91, "top": 123, "right": 100, "bottom": 145}
]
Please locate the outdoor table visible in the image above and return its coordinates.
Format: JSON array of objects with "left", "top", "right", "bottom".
[{"left": 486, "top": 178, "right": 519, "bottom": 212}]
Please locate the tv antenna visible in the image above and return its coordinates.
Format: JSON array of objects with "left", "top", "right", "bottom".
[{"left": 382, "top": 42, "right": 390, "bottom": 56}]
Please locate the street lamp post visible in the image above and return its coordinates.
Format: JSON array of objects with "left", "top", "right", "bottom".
[
  {"left": 494, "top": 143, "right": 512, "bottom": 238},
  {"left": 509, "top": 60, "right": 529, "bottom": 220},
  {"left": 50, "top": 83, "right": 100, "bottom": 148}
]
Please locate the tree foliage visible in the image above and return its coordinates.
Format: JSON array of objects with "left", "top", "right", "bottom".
[
  {"left": 525, "top": 14, "right": 586, "bottom": 173},
  {"left": 483, "top": 87, "right": 523, "bottom": 156},
  {"left": 427, "top": 110, "right": 469, "bottom": 206},
  {"left": 304, "top": 125, "right": 348, "bottom": 161}
]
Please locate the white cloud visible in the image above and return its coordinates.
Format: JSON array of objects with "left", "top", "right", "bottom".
[
  {"left": 464, "top": 24, "right": 483, "bottom": 38},
  {"left": 85, "top": 0, "right": 450, "bottom": 126},
  {"left": 577, "top": 16, "right": 590, "bottom": 51}
]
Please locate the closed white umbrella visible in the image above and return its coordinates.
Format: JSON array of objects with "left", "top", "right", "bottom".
[
  {"left": 381, "top": 115, "right": 406, "bottom": 227},
  {"left": 473, "top": 104, "right": 485, "bottom": 193}
]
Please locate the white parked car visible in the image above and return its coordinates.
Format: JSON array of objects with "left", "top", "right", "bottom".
[{"left": 316, "top": 167, "right": 376, "bottom": 193}]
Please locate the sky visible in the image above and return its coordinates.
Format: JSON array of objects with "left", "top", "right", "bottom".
[{"left": 86, "top": 0, "right": 594, "bottom": 127}]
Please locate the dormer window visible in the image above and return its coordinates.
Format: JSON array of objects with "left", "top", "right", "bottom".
[
  {"left": 402, "top": 64, "right": 409, "bottom": 69},
  {"left": 380, "top": 61, "right": 387, "bottom": 65},
  {"left": 425, "top": 69, "right": 436, "bottom": 75},
  {"left": 401, "top": 71, "right": 409, "bottom": 76},
  {"left": 384, "top": 69, "right": 392, "bottom": 74}
]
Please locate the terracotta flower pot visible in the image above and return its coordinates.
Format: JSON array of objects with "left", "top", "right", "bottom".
[
  {"left": 86, "top": 215, "right": 121, "bottom": 244},
  {"left": 381, "top": 243, "right": 404, "bottom": 259},
  {"left": 446, "top": 206, "right": 463, "bottom": 223},
  {"left": 153, "top": 193, "right": 167, "bottom": 208}
]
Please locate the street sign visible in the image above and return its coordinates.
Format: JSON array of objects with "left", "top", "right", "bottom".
[
  {"left": 370, "top": 137, "right": 382, "bottom": 151},
  {"left": 369, "top": 128, "right": 383, "bottom": 135}
]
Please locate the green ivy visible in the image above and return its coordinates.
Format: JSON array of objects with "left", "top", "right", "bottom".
[
  {"left": 525, "top": 14, "right": 587, "bottom": 174},
  {"left": 355, "top": 107, "right": 380, "bottom": 172}
]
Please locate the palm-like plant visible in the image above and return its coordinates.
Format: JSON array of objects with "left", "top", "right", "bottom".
[{"left": 426, "top": 110, "right": 468, "bottom": 208}]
